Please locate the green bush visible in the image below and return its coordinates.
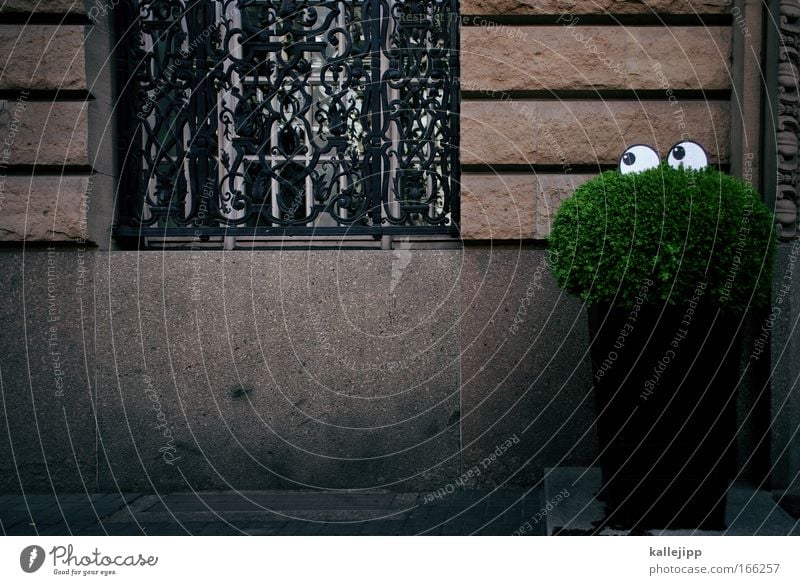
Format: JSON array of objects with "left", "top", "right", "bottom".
[{"left": 547, "top": 165, "right": 776, "bottom": 311}]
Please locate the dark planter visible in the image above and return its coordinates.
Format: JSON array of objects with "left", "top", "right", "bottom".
[{"left": 587, "top": 296, "right": 744, "bottom": 531}]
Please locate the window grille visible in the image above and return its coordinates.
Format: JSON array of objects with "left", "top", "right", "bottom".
[{"left": 113, "top": 0, "right": 460, "bottom": 245}]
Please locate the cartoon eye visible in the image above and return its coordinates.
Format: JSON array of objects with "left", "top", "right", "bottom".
[
  {"left": 667, "top": 140, "right": 708, "bottom": 171},
  {"left": 619, "top": 145, "right": 660, "bottom": 175}
]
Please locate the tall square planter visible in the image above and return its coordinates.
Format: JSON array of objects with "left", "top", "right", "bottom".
[{"left": 587, "top": 300, "right": 743, "bottom": 530}]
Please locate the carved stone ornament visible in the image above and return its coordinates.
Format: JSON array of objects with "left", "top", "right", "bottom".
[{"left": 777, "top": 0, "right": 800, "bottom": 239}]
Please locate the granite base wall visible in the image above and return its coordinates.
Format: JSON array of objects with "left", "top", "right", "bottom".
[
  {"left": 0, "top": 248, "right": 597, "bottom": 493},
  {"left": 770, "top": 241, "right": 800, "bottom": 492}
]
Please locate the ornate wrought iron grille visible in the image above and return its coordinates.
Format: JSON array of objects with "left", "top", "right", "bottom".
[{"left": 113, "top": 0, "right": 460, "bottom": 242}]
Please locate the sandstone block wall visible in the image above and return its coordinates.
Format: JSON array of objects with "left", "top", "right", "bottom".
[
  {"left": 459, "top": 0, "right": 734, "bottom": 240},
  {"left": 0, "top": 0, "right": 777, "bottom": 496},
  {"left": 0, "top": 1, "right": 736, "bottom": 245}
]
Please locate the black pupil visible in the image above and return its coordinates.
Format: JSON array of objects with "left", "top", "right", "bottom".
[
  {"left": 623, "top": 152, "right": 636, "bottom": 166},
  {"left": 672, "top": 146, "right": 686, "bottom": 160}
]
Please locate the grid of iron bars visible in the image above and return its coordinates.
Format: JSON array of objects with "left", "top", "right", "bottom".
[{"left": 113, "top": 0, "right": 460, "bottom": 243}]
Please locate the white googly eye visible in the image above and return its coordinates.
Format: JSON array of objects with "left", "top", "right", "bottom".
[
  {"left": 619, "top": 144, "right": 660, "bottom": 175},
  {"left": 667, "top": 140, "right": 708, "bottom": 171}
]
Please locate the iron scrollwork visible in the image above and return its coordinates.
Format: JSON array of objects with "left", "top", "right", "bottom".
[
  {"left": 775, "top": 0, "right": 800, "bottom": 240},
  {"left": 114, "top": 0, "right": 460, "bottom": 240}
]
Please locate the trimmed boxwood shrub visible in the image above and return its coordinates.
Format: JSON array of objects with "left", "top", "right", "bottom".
[{"left": 548, "top": 165, "right": 776, "bottom": 311}]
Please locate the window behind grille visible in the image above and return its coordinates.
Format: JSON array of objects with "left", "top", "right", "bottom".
[{"left": 113, "top": 0, "right": 460, "bottom": 248}]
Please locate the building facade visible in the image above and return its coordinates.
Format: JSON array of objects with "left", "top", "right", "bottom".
[{"left": 0, "top": 0, "right": 797, "bottom": 496}]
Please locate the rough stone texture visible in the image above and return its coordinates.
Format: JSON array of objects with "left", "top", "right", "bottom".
[
  {"left": 771, "top": 241, "right": 800, "bottom": 492},
  {"left": 0, "top": 100, "right": 89, "bottom": 166},
  {"left": 461, "top": 100, "right": 730, "bottom": 166},
  {"left": 0, "top": 0, "right": 85, "bottom": 13},
  {"left": 93, "top": 251, "right": 463, "bottom": 492},
  {"left": 0, "top": 246, "right": 784, "bottom": 494},
  {"left": 84, "top": 24, "right": 114, "bottom": 104},
  {"left": 0, "top": 0, "right": 725, "bottom": 16},
  {"left": 461, "top": 26, "right": 732, "bottom": 92},
  {"left": 84, "top": 25, "right": 117, "bottom": 248},
  {"left": 0, "top": 250, "right": 97, "bottom": 494},
  {"left": 459, "top": 249, "right": 598, "bottom": 487},
  {"left": 83, "top": 171, "right": 114, "bottom": 247},
  {"left": 535, "top": 174, "right": 593, "bottom": 238},
  {"left": 0, "top": 175, "right": 90, "bottom": 241},
  {"left": 461, "top": 174, "right": 536, "bottom": 240},
  {"left": 544, "top": 468, "right": 800, "bottom": 535},
  {"left": 461, "top": 173, "right": 594, "bottom": 240},
  {"left": 0, "top": 26, "right": 86, "bottom": 91},
  {"left": 461, "top": 0, "right": 729, "bottom": 16}
]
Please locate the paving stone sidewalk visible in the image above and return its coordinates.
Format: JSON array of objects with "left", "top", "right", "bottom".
[{"left": 0, "top": 489, "right": 546, "bottom": 536}]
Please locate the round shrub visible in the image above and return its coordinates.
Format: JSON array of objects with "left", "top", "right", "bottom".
[{"left": 547, "top": 165, "right": 776, "bottom": 311}]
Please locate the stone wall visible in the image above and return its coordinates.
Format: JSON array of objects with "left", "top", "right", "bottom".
[
  {"left": 0, "top": 1, "right": 109, "bottom": 244},
  {"left": 0, "top": 1, "right": 738, "bottom": 243},
  {"left": 767, "top": 0, "right": 800, "bottom": 495},
  {"left": 0, "top": 248, "right": 596, "bottom": 493},
  {"left": 459, "top": 0, "right": 733, "bottom": 240}
]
